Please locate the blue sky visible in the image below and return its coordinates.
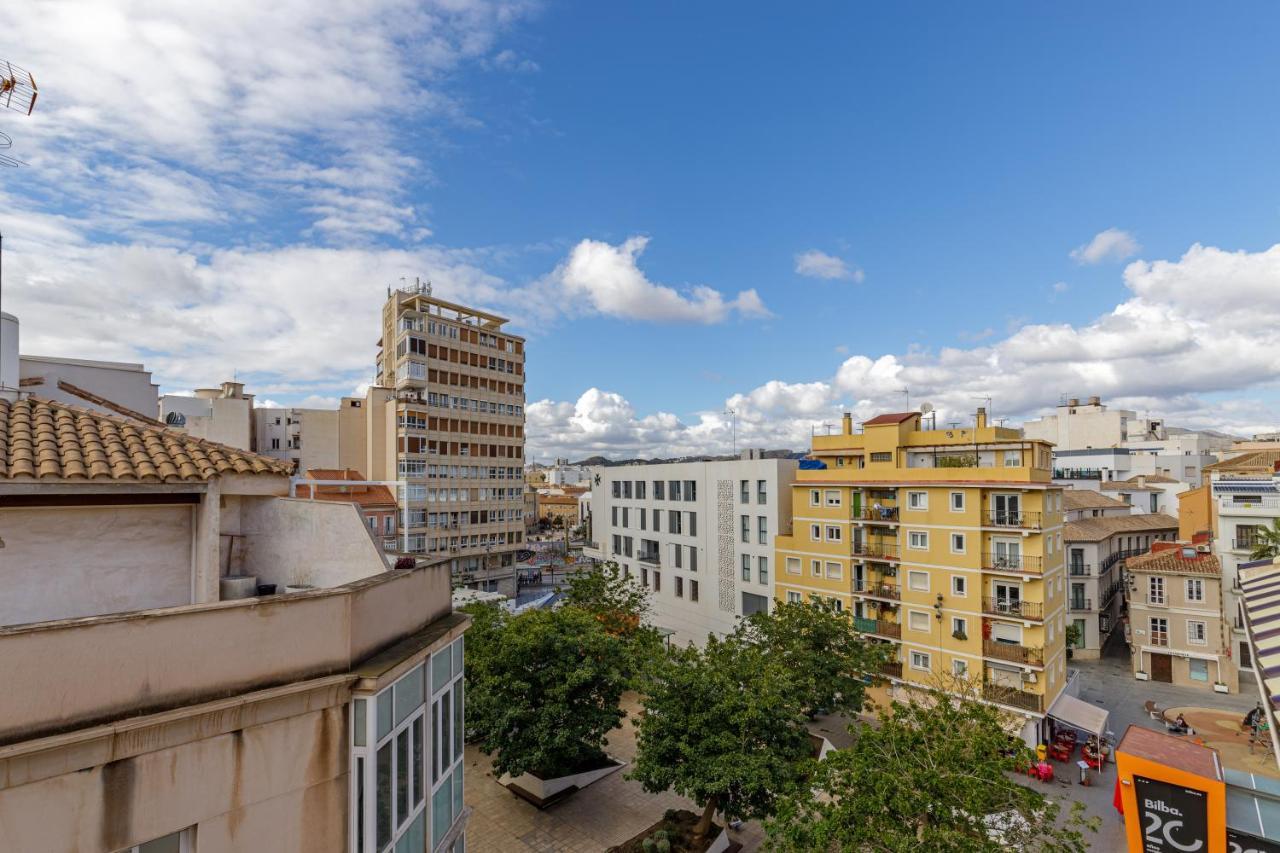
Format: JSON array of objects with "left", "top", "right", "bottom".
[{"left": 3, "top": 1, "right": 1279, "bottom": 459}]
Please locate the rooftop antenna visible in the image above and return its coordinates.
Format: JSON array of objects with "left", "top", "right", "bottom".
[
  {"left": 899, "top": 387, "right": 910, "bottom": 410},
  {"left": 724, "top": 407, "right": 737, "bottom": 455},
  {"left": 0, "top": 61, "right": 38, "bottom": 116},
  {"left": 0, "top": 132, "right": 24, "bottom": 168}
]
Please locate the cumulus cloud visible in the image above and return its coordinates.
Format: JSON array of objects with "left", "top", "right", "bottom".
[
  {"left": 794, "top": 249, "right": 865, "bottom": 282},
  {"left": 1071, "top": 228, "right": 1140, "bottom": 264},
  {"left": 527, "top": 241, "right": 1280, "bottom": 459},
  {"left": 555, "top": 236, "right": 770, "bottom": 324}
]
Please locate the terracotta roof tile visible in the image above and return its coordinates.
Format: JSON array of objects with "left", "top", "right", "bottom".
[
  {"left": 1063, "top": 489, "right": 1129, "bottom": 511},
  {"left": 0, "top": 396, "right": 294, "bottom": 483},
  {"left": 296, "top": 468, "right": 396, "bottom": 509},
  {"left": 1126, "top": 547, "right": 1221, "bottom": 576},
  {"left": 1063, "top": 512, "right": 1180, "bottom": 543},
  {"left": 863, "top": 412, "right": 920, "bottom": 426},
  {"left": 1204, "top": 450, "right": 1280, "bottom": 474}
]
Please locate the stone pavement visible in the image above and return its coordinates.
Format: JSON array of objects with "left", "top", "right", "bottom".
[{"left": 464, "top": 692, "right": 765, "bottom": 852}]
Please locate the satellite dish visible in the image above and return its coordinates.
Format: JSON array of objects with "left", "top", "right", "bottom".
[{"left": 920, "top": 402, "right": 935, "bottom": 414}]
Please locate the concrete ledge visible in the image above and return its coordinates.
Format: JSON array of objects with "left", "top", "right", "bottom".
[{"left": 500, "top": 757, "right": 626, "bottom": 803}]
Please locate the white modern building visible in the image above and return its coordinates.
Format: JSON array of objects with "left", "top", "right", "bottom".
[
  {"left": 18, "top": 352, "right": 160, "bottom": 420},
  {"left": 542, "top": 457, "right": 591, "bottom": 487},
  {"left": 584, "top": 453, "right": 798, "bottom": 646}
]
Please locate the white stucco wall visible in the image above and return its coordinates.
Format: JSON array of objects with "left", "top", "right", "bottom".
[
  {"left": 236, "top": 497, "right": 387, "bottom": 589},
  {"left": 0, "top": 505, "right": 193, "bottom": 627}
]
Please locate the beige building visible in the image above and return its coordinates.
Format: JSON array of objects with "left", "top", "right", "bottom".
[
  {"left": 161, "top": 381, "right": 256, "bottom": 450},
  {"left": 255, "top": 405, "right": 342, "bottom": 471},
  {"left": 368, "top": 281, "right": 527, "bottom": 595},
  {"left": 1063, "top": 512, "right": 1179, "bottom": 659},
  {"left": 0, "top": 394, "right": 469, "bottom": 852},
  {"left": 1126, "top": 542, "right": 1236, "bottom": 692}
]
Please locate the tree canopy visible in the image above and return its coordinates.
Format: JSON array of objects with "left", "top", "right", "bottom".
[
  {"left": 1250, "top": 519, "right": 1280, "bottom": 561},
  {"left": 765, "top": 689, "right": 1097, "bottom": 852},
  {"left": 631, "top": 634, "right": 813, "bottom": 838},
  {"left": 563, "top": 561, "right": 664, "bottom": 682}
]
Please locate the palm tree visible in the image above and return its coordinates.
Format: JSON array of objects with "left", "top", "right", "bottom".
[{"left": 1250, "top": 519, "right": 1280, "bottom": 560}]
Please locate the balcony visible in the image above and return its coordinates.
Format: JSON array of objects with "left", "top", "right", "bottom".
[
  {"left": 854, "top": 616, "right": 902, "bottom": 639},
  {"left": 1068, "top": 563, "right": 1093, "bottom": 577},
  {"left": 852, "top": 541, "right": 901, "bottom": 561},
  {"left": 981, "top": 598, "right": 1044, "bottom": 621},
  {"left": 983, "top": 638, "right": 1044, "bottom": 667},
  {"left": 854, "top": 506, "right": 899, "bottom": 523},
  {"left": 1101, "top": 548, "right": 1145, "bottom": 573},
  {"left": 1101, "top": 579, "right": 1125, "bottom": 608},
  {"left": 981, "top": 552, "right": 1043, "bottom": 573},
  {"left": 983, "top": 510, "right": 1042, "bottom": 529},
  {"left": 1218, "top": 496, "right": 1280, "bottom": 515},
  {"left": 879, "top": 661, "right": 903, "bottom": 679},
  {"left": 858, "top": 582, "right": 902, "bottom": 602},
  {"left": 1069, "top": 598, "right": 1093, "bottom": 612},
  {"left": 638, "top": 552, "right": 661, "bottom": 567},
  {"left": 1053, "top": 468, "right": 1103, "bottom": 481},
  {"left": 982, "top": 683, "right": 1043, "bottom": 713}
]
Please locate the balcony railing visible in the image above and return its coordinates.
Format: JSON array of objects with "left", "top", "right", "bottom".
[
  {"left": 983, "top": 639, "right": 1044, "bottom": 666},
  {"left": 1068, "top": 563, "right": 1093, "bottom": 577},
  {"left": 1053, "top": 468, "right": 1103, "bottom": 481},
  {"left": 856, "top": 582, "right": 901, "bottom": 601},
  {"left": 982, "top": 553, "right": 1043, "bottom": 573},
  {"left": 638, "top": 552, "right": 661, "bottom": 566},
  {"left": 1069, "top": 598, "right": 1093, "bottom": 612},
  {"left": 879, "top": 661, "right": 903, "bottom": 679},
  {"left": 982, "top": 683, "right": 1044, "bottom": 713},
  {"left": 983, "top": 510, "right": 1042, "bottom": 529},
  {"left": 1101, "top": 548, "right": 1145, "bottom": 573},
  {"left": 854, "top": 616, "right": 902, "bottom": 639},
  {"left": 853, "top": 541, "right": 901, "bottom": 560},
  {"left": 1233, "top": 538, "right": 1262, "bottom": 552},
  {"left": 1101, "top": 579, "right": 1125, "bottom": 607},
  {"left": 982, "top": 598, "right": 1044, "bottom": 620},
  {"left": 855, "top": 506, "right": 899, "bottom": 523}
]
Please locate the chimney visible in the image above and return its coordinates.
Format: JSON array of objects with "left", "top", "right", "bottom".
[
  {"left": 1136, "top": 475, "right": 1146, "bottom": 488},
  {"left": 1088, "top": 395, "right": 1101, "bottom": 406},
  {"left": 976, "top": 407, "right": 987, "bottom": 429},
  {"left": 842, "top": 412, "right": 853, "bottom": 435}
]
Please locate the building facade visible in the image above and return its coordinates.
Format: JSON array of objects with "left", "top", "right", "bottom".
[
  {"left": 18, "top": 351, "right": 160, "bottom": 418},
  {"left": 1127, "top": 543, "right": 1236, "bottom": 692},
  {"left": 254, "top": 406, "right": 342, "bottom": 471},
  {"left": 1063, "top": 512, "right": 1179, "bottom": 659},
  {"left": 0, "top": 393, "right": 469, "bottom": 852},
  {"left": 584, "top": 455, "right": 798, "bottom": 647},
  {"left": 298, "top": 468, "right": 400, "bottom": 552},
  {"left": 161, "top": 381, "right": 256, "bottom": 451},
  {"left": 371, "top": 281, "right": 527, "bottom": 596},
  {"left": 775, "top": 409, "right": 1068, "bottom": 741}
]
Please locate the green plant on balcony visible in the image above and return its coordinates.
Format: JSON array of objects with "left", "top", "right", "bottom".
[
  {"left": 952, "top": 629, "right": 968, "bottom": 642},
  {"left": 936, "top": 454, "right": 978, "bottom": 468},
  {"left": 1250, "top": 519, "right": 1280, "bottom": 560}
]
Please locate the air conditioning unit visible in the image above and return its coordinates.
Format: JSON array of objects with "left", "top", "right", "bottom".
[{"left": 1022, "top": 671, "right": 1037, "bottom": 684}]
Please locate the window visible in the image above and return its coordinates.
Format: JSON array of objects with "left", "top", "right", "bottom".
[
  {"left": 690, "top": 548, "right": 698, "bottom": 572},
  {"left": 952, "top": 616, "right": 967, "bottom": 639},
  {"left": 758, "top": 556, "right": 768, "bottom": 584},
  {"left": 653, "top": 571, "right": 661, "bottom": 592},
  {"left": 786, "top": 557, "right": 801, "bottom": 575},
  {"left": 825, "top": 525, "right": 842, "bottom": 542},
  {"left": 675, "top": 576, "right": 684, "bottom": 598},
  {"left": 1149, "top": 577, "right": 1165, "bottom": 605},
  {"left": 1186, "top": 579, "right": 1204, "bottom": 603},
  {"left": 908, "top": 611, "right": 930, "bottom": 632},
  {"left": 125, "top": 829, "right": 194, "bottom": 853},
  {"left": 669, "top": 480, "right": 681, "bottom": 501},
  {"left": 952, "top": 659, "right": 968, "bottom": 677},
  {"left": 809, "top": 489, "right": 821, "bottom": 506},
  {"left": 910, "top": 650, "right": 931, "bottom": 671},
  {"left": 787, "top": 590, "right": 802, "bottom": 604},
  {"left": 757, "top": 480, "right": 767, "bottom": 504},
  {"left": 871, "top": 452, "right": 893, "bottom": 463},
  {"left": 950, "top": 533, "right": 965, "bottom": 554},
  {"left": 654, "top": 480, "right": 664, "bottom": 500},
  {"left": 824, "top": 489, "right": 842, "bottom": 507},
  {"left": 741, "top": 480, "right": 750, "bottom": 503},
  {"left": 810, "top": 524, "right": 821, "bottom": 541},
  {"left": 636, "top": 481, "right": 647, "bottom": 500},
  {"left": 908, "top": 531, "right": 928, "bottom": 550},
  {"left": 691, "top": 580, "right": 699, "bottom": 602},
  {"left": 952, "top": 576, "right": 967, "bottom": 596},
  {"left": 384, "top": 515, "right": 395, "bottom": 534},
  {"left": 907, "top": 570, "right": 929, "bottom": 591},
  {"left": 1150, "top": 617, "right": 1169, "bottom": 647},
  {"left": 1187, "top": 620, "right": 1207, "bottom": 645},
  {"left": 1189, "top": 658, "right": 1209, "bottom": 682},
  {"left": 825, "top": 561, "right": 842, "bottom": 579},
  {"left": 1003, "top": 450, "right": 1022, "bottom": 467},
  {"left": 742, "top": 554, "right": 752, "bottom": 581},
  {"left": 670, "top": 511, "right": 682, "bottom": 535},
  {"left": 811, "top": 559, "right": 822, "bottom": 577},
  {"left": 950, "top": 491, "right": 965, "bottom": 512},
  {"left": 907, "top": 491, "right": 928, "bottom": 510},
  {"left": 684, "top": 481, "right": 697, "bottom": 501},
  {"left": 743, "top": 515, "right": 751, "bottom": 543},
  {"left": 758, "top": 516, "right": 768, "bottom": 544},
  {"left": 673, "top": 544, "right": 683, "bottom": 569},
  {"left": 271, "top": 437, "right": 280, "bottom": 450},
  {"left": 689, "top": 512, "right": 697, "bottom": 536},
  {"left": 641, "top": 567, "right": 649, "bottom": 586}
]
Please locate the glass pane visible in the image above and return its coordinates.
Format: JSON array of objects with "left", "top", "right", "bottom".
[
  {"left": 376, "top": 743, "right": 392, "bottom": 851},
  {"left": 356, "top": 757, "right": 365, "bottom": 853},
  {"left": 452, "top": 637, "right": 464, "bottom": 678},
  {"left": 432, "top": 776, "right": 453, "bottom": 849},
  {"left": 432, "top": 650, "right": 451, "bottom": 694},
  {"left": 396, "top": 810, "right": 425, "bottom": 853},
  {"left": 452, "top": 765, "right": 463, "bottom": 818},
  {"left": 397, "top": 729, "right": 410, "bottom": 828},
  {"left": 138, "top": 832, "right": 182, "bottom": 853},
  {"left": 453, "top": 682, "right": 464, "bottom": 757},
  {"left": 440, "top": 691, "right": 452, "bottom": 773},
  {"left": 395, "top": 665, "right": 424, "bottom": 725},
  {"left": 432, "top": 700, "right": 441, "bottom": 784},
  {"left": 413, "top": 716, "right": 424, "bottom": 806},
  {"left": 377, "top": 690, "right": 394, "bottom": 741},
  {"left": 354, "top": 698, "right": 367, "bottom": 747}
]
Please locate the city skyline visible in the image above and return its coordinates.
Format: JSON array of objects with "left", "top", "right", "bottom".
[{"left": 2, "top": 2, "right": 1279, "bottom": 461}]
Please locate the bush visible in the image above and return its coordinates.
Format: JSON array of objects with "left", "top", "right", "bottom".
[{"left": 393, "top": 556, "right": 416, "bottom": 571}]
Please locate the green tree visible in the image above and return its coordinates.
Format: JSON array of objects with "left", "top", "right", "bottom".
[
  {"left": 563, "top": 561, "right": 664, "bottom": 681},
  {"left": 1250, "top": 519, "right": 1280, "bottom": 560},
  {"left": 464, "top": 606, "right": 629, "bottom": 779},
  {"left": 1065, "top": 622, "right": 1083, "bottom": 650},
  {"left": 734, "top": 597, "right": 890, "bottom": 717},
  {"left": 766, "top": 689, "right": 1096, "bottom": 852},
  {"left": 631, "top": 634, "right": 812, "bottom": 839}
]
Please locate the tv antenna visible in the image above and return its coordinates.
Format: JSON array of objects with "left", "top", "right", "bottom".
[
  {"left": 0, "top": 132, "right": 23, "bottom": 168},
  {"left": 0, "top": 61, "right": 37, "bottom": 116},
  {"left": 724, "top": 407, "right": 737, "bottom": 455}
]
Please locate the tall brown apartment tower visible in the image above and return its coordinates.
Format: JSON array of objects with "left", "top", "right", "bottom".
[{"left": 374, "top": 280, "right": 527, "bottom": 595}]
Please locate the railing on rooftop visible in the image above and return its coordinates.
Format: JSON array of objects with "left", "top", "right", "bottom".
[{"left": 1054, "top": 468, "right": 1104, "bottom": 480}]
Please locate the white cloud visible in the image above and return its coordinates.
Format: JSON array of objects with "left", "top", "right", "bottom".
[
  {"left": 1071, "top": 228, "right": 1140, "bottom": 264},
  {"left": 527, "top": 241, "right": 1280, "bottom": 459},
  {"left": 794, "top": 249, "right": 865, "bottom": 282},
  {"left": 554, "top": 236, "right": 770, "bottom": 324},
  {"left": 1052, "top": 281, "right": 1070, "bottom": 293}
]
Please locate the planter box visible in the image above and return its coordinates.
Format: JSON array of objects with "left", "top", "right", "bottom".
[
  {"left": 1214, "top": 683, "right": 1230, "bottom": 694},
  {"left": 501, "top": 757, "right": 625, "bottom": 806},
  {"left": 706, "top": 827, "right": 732, "bottom": 853},
  {"left": 1135, "top": 671, "right": 1149, "bottom": 681}
]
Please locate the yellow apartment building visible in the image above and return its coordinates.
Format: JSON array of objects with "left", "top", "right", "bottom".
[{"left": 775, "top": 408, "right": 1069, "bottom": 741}]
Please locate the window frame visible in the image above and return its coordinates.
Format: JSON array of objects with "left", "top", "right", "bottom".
[
  {"left": 950, "top": 491, "right": 965, "bottom": 512},
  {"left": 909, "top": 650, "right": 931, "bottom": 671},
  {"left": 951, "top": 575, "right": 967, "bottom": 597},
  {"left": 1187, "top": 620, "right": 1208, "bottom": 645},
  {"left": 907, "top": 610, "right": 930, "bottom": 633},
  {"left": 906, "top": 491, "right": 928, "bottom": 511},
  {"left": 908, "top": 530, "right": 929, "bottom": 550},
  {"left": 950, "top": 532, "right": 966, "bottom": 554}
]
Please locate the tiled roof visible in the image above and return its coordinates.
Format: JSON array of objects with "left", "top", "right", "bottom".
[
  {"left": 0, "top": 396, "right": 293, "bottom": 482},
  {"left": 1099, "top": 480, "right": 1160, "bottom": 492},
  {"left": 1063, "top": 512, "right": 1179, "bottom": 542},
  {"left": 1126, "top": 547, "right": 1221, "bottom": 576},
  {"left": 863, "top": 412, "right": 919, "bottom": 426},
  {"left": 1063, "top": 489, "right": 1129, "bottom": 511},
  {"left": 1205, "top": 450, "right": 1280, "bottom": 474},
  {"left": 1122, "top": 473, "right": 1181, "bottom": 484},
  {"left": 296, "top": 468, "right": 396, "bottom": 508}
]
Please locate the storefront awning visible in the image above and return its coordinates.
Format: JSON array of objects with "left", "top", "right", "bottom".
[{"left": 1047, "top": 692, "right": 1109, "bottom": 737}]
